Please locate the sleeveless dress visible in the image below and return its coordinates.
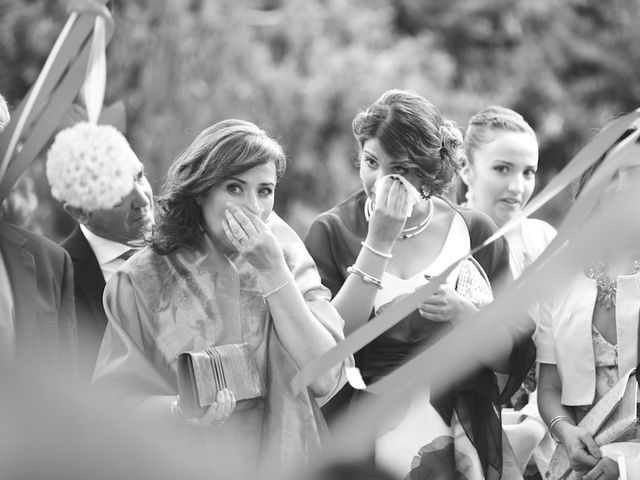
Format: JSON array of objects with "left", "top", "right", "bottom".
[
  {"left": 305, "top": 190, "right": 534, "bottom": 480},
  {"left": 374, "top": 214, "right": 486, "bottom": 478}
]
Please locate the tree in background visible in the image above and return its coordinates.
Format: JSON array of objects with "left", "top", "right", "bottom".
[{"left": 1, "top": 0, "right": 639, "bottom": 239}]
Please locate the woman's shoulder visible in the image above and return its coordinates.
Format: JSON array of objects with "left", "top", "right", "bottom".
[
  {"left": 125, "top": 246, "right": 166, "bottom": 269},
  {"left": 445, "top": 199, "right": 499, "bottom": 239},
  {"left": 308, "top": 189, "right": 368, "bottom": 235},
  {"left": 522, "top": 218, "right": 557, "bottom": 241},
  {"left": 115, "top": 246, "right": 175, "bottom": 287}
]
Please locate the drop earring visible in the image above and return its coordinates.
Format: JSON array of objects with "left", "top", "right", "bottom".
[
  {"left": 420, "top": 184, "right": 431, "bottom": 200},
  {"left": 465, "top": 188, "right": 473, "bottom": 205}
]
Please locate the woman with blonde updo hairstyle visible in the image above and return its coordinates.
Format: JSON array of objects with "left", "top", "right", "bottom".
[
  {"left": 460, "top": 106, "right": 556, "bottom": 278},
  {"left": 305, "top": 90, "right": 534, "bottom": 479},
  {"left": 459, "top": 106, "right": 557, "bottom": 477}
]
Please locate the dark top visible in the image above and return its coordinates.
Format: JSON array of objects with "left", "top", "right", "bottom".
[
  {"left": 61, "top": 225, "right": 108, "bottom": 381},
  {"left": 304, "top": 189, "right": 535, "bottom": 479},
  {"left": 0, "top": 222, "right": 76, "bottom": 367}
]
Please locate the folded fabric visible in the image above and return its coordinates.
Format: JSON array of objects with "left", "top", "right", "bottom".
[
  {"left": 548, "top": 367, "right": 638, "bottom": 480},
  {"left": 600, "top": 442, "right": 640, "bottom": 480},
  {"left": 374, "top": 174, "right": 422, "bottom": 217}
]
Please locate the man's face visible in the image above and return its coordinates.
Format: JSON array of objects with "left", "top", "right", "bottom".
[{"left": 85, "top": 164, "right": 154, "bottom": 243}]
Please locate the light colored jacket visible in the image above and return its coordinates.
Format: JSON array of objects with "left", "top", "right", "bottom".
[{"left": 535, "top": 272, "right": 640, "bottom": 405}]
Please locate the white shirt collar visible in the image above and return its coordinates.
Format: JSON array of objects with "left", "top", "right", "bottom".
[{"left": 80, "top": 224, "right": 133, "bottom": 266}]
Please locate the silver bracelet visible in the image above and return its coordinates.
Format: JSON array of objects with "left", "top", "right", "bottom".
[
  {"left": 347, "top": 264, "right": 383, "bottom": 289},
  {"left": 262, "top": 278, "right": 292, "bottom": 302},
  {"left": 360, "top": 241, "right": 393, "bottom": 259},
  {"left": 549, "top": 415, "right": 574, "bottom": 443}
]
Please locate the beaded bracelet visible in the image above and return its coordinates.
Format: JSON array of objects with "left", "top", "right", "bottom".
[
  {"left": 262, "top": 278, "right": 292, "bottom": 302},
  {"left": 549, "top": 415, "right": 574, "bottom": 443},
  {"left": 347, "top": 265, "right": 383, "bottom": 289},
  {"left": 360, "top": 241, "right": 393, "bottom": 259}
]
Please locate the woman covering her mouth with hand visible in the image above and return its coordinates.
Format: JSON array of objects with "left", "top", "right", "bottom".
[
  {"left": 305, "top": 90, "right": 534, "bottom": 479},
  {"left": 92, "top": 119, "right": 347, "bottom": 480}
]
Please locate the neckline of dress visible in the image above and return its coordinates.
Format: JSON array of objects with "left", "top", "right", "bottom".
[{"left": 383, "top": 211, "right": 465, "bottom": 282}]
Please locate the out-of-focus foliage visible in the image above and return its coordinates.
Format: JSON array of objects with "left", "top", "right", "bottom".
[{"left": 1, "top": 0, "right": 639, "bottom": 239}]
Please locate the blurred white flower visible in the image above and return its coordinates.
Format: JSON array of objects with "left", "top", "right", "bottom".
[{"left": 46, "top": 122, "right": 140, "bottom": 210}]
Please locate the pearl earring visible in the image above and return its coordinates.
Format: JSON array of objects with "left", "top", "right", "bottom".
[{"left": 465, "top": 188, "right": 473, "bottom": 204}]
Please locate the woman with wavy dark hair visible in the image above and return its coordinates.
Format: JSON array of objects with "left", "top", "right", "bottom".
[
  {"left": 305, "top": 90, "right": 534, "bottom": 479},
  {"left": 92, "top": 119, "right": 347, "bottom": 480}
]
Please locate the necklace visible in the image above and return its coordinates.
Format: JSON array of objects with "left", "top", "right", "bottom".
[
  {"left": 585, "top": 260, "right": 640, "bottom": 310},
  {"left": 364, "top": 197, "right": 434, "bottom": 240}
]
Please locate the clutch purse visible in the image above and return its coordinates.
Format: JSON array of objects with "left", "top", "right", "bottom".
[
  {"left": 455, "top": 256, "right": 494, "bottom": 307},
  {"left": 548, "top": 367, "right": 639, "bottom": 480},
  {"left": 177, "top": 343, "right": 267, "bottom": 418}
]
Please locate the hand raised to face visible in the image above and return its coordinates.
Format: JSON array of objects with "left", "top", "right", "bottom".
[
  {"left": 366, "top": 176, "right": 411, "bottom": 248},
  {"left": 221, "top": 203, "right": 285, "bottom": 272}
]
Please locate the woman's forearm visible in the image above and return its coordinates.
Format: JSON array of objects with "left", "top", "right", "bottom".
[
  {"left": 538, "top": 369, "right": 575, "bottom": 427},
  {"left": 538, "top": 362, "right": 576, "bottom": 444},
  {"left": 332, "top": 236, "right": 393, "bottom": 334},
  {"left": 332, "top": 275, "right": 382, "bottom": 335},
  {"left": 258, "top": 267, "right": 342, "bottom": 396}
]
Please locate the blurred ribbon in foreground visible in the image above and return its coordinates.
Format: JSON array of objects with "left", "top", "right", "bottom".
[
  {"left": 290, "top": 117, "right": 640, "bottom": 478},
  {"left": 292, "top": 109, "right": 640, "bottom": 398},
  {"left": 0, "top": 0, "right": 114, "bottom": 201}
]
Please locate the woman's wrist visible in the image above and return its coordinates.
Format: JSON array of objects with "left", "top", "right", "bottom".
[
  {"left": 256, "top": 266, "right": 293, "bottom": 292},
  {"left": 549, "top": 415, "right": 575, "bottom": 443},
  {"left": 450, "top": 296, "right": 479, "bottom": 325},
  {"left": 364, "top": 233, "right": 395, "bottom": 254}
]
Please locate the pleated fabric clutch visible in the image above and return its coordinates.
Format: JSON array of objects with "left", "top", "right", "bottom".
[{"left": 177, "top": 343, "right": 267, "bottom": 418}]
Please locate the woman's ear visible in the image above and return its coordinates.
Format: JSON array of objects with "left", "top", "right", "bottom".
[
  {"left": 459, "top": 162, "right": 474, "bottom": 187},
  {"left": 195, "top": 196, "right": 202, "bottom": 206}
]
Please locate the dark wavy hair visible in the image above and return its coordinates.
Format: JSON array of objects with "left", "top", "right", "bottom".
[
  {"left": 151, "top": 119, "right": 286, "bottom": 254},
  {"left": 352, "top": 89, "right": 465, "bottom": 196}
]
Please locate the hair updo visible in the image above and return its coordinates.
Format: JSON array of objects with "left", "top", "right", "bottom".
[
  {"left": 352, "top": 89, "right": 465, "bottom": 196},
  {"left": 464, "top": 105, "right": 536, "bottom": 166}
]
